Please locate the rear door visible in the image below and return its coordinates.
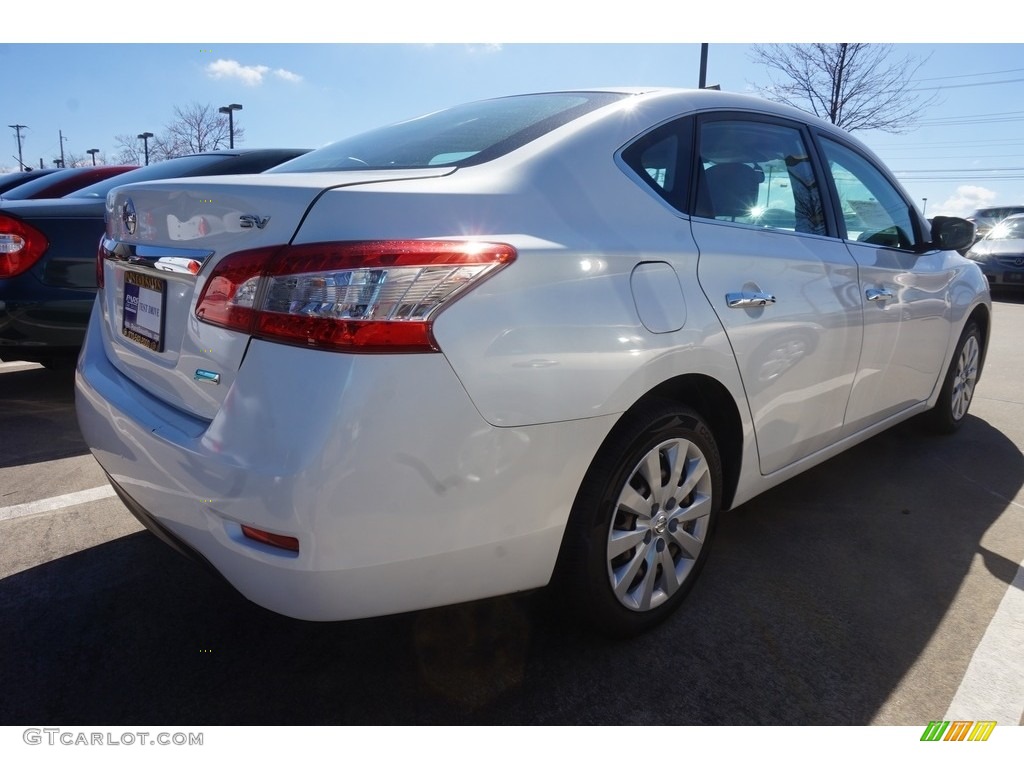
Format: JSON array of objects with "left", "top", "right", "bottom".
[{"left": 690, "top": 114, "right": 863, "bottom": 475}]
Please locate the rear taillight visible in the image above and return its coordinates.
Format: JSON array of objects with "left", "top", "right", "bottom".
[
  {"left": 195, "top": 240, "right": 516, "bottom": 353},
  {"left": 0, "top": 214, "right": 49, "bottom": 278}
]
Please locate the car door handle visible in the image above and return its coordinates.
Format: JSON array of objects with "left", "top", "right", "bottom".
[
  {"left": 866, "top": 288, "right": 894, "bottom": 302},
  {"left": 726, "top": 291, "right": 777, "bottom": 309}
]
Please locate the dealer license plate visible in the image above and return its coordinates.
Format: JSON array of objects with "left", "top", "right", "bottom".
[{"left": 122, "top": 271, "right": 166, "bottom": 352}]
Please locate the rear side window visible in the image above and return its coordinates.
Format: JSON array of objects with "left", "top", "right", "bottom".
[
  {"left": 268, "top": 92, "right": 628, "bottom": 172},
  {"left": 694, "top": 119, "right": 826, "bottom": 236},
  {"left": 620, "top": 117, "right": 693, "bottom": 211}
]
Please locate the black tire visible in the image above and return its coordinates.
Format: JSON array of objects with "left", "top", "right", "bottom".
[
  {"left": 554, "top": 401, "right": 723, "bottom": 637},
  {"left": 926, "top": 321, "right": 981, "bottom": 434}
]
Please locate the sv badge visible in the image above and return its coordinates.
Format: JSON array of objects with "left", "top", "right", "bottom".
[{"left": 239, "top": 214, "right": 271, "bottom": 230}]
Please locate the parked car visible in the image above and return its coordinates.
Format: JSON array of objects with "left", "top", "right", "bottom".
[
  {"left": 963, "top": 205, "right": 1024, "bottom": 252},
  {"left": 0, "top": 149, "right": 310, "bottom": 366},
  {"left": 0, "top": 169, "right": 59, "bottom": 196},
  {"left": 0, "top": 165, "right": 137, "bottom": 202},
  {"left": 965, "top": 212, "right": 1024, "bottom": 290},
  {"left": 76, "top": 89, "right": 988, "bottom": 636}
]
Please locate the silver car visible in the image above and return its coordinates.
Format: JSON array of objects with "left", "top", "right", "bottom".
[
  {"left": 76, "top": 88, "right": 989, "bottom": 636},
  {"left": 965, "top": 212, "right": 1024, "bottom": 290}
]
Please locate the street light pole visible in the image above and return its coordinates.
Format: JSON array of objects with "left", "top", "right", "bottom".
[
  {"left": 922, "top": 198, "right": 928, "bottom": 216},
  {"left": 137, "top": 132, "right": 154, "bottom": 166},
  {"left": 87, "top": 148, "right": 100, "bottom": 166},
  {"left": 219, "top": 103, "right": 242, "bottom": 149}
]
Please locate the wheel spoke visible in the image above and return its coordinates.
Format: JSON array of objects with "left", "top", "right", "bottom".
[
  {"left": 608, "top": 526, "right": 647, "bottom": 559},
  {"left": 637, "top": 450, "right": 664, "bottom": 505},
  {"left": 618, "top": 484, "right": 652, "bottom": 520},
  {"left": 671, "top": 493, "right": 713, "bottom": 526},
  {"left": 676, "top": 454, "right": 709, "bottom": 500},
  {"left": 664, "top": 441, "right": 688, "bottom": 493},
  {"left": 658, "top": 545, "right": 680, "bottom": 597},
  {"left": 669, "top": 522, "right": 705, "bottom": 560},
  {"left": 635, "top": 548, "right": 658, "bottom": 610},
  {"left": 612, "top": 544, "right": 649, "bottom": 600}
]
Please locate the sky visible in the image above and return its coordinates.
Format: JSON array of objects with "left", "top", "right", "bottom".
[{"left": 3, "top": 5, "right": 1023, "bottom": 218}]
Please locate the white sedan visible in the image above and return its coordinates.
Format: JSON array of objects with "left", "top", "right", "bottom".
[{"left": 76, "top": 88, "right": 989, "bottom": 636}]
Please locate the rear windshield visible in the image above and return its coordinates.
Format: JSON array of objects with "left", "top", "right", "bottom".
[{"left": 268, "top": 92, "right": 628, "bottom": 173}]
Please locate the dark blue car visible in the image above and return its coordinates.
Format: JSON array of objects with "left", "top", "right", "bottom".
[{"left": 0, "top": 149, "right": 308, "bottom": 367}]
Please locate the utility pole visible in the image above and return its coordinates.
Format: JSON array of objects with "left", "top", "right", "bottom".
[
  {"left": 59, "top": 130, "right": 67, "bottom": 168},
  {"left": 699, "top": 44, "right": 709, "bottom": 89},
  {"left": 9, "top": 124, "right": 27, "bottom": 171}
]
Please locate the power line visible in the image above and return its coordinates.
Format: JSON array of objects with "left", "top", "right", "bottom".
[
  {"left": 910, "top": 76, "right": 1024, "bottom": 92},
  {"left": 912, "top": 67, "right": 1024, "bottom": 83}
]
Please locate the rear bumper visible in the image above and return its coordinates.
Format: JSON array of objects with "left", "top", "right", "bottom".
[{"left": 75, "top": 303, "right": 616, "bottom": 621}]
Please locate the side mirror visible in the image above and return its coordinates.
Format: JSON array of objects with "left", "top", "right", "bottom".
[{"left": 928, "top": 216, "right": 975, "bottom": 252}]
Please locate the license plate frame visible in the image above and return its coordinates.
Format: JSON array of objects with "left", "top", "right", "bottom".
[{"left": 122, "top": 271, "right": 167, "bottom": 352}]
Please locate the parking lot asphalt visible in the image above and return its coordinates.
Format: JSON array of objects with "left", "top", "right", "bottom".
[{"left": 1, "top": 295, "right": 1022, "bottom": 726}]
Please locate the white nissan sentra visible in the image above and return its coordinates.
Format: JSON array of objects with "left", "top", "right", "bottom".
[{"left": 76, "top": 89, "right": 989, "bottom": 636}]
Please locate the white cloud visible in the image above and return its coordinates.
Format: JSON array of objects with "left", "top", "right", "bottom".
[
  {"left": 934, "top": 185, "right": 998, "bottom": 218},
  {"left": 465, "top": 44, "right": 502, "bottom": 54},
  {"left": 205, "top": 58, "right": 271, "bottom": 86},
  {"left": 274, "top": 68, "right": 303, "bottom": 83}
]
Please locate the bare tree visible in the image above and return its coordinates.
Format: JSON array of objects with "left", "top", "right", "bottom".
[
  {"left": 113, "top": 134, "right": 146, "bottom": 165},
  {"left": 62, "top": 150, "right": 108, "bottom": 167},
  {"left": 749, "top": 43, "right": 938, "bottom": 134},
  {"left": 159, "top": 102, "right": 244, "bottom": 158}
]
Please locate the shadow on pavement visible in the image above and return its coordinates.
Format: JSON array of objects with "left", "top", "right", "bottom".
[
  {"left": 0, "top": 366, "right": 86, "bottom": 469},
  {"left": 0, "top": 414, "right": 1020, "bottom": 725}
]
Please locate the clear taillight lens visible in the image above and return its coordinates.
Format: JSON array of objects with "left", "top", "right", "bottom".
[
  {"left": 195, "top": 240, "right": 516, "bottom": 353},
  {"left": 0, "top": 214, "right": 49, "bottom": 278}
]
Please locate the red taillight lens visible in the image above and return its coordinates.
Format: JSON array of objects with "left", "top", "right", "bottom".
[
  {"left": 241, "top": 525, "right": 300, "bottom": 553},
  {"left": 0, "top": 214, "right": 49, "bottom": 278},
  {"left": 195, "top": 240, "right": 516, "bottom": 353}
]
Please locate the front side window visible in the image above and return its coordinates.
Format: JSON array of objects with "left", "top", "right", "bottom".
[
  {"left": 694, "top": 119, "right": 826, "bottom": 235},
  {"left": 818, "top": 137, "right": 918, "bottom": 249}
]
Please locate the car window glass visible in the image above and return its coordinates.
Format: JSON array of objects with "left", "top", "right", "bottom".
[
  {"left": 819, "top": 137, "right": 918, "bottom": 249},
  {"left": 989, "top": 217, "right": 1024, "bottom": 240},
  {"left": 693, "top": 120, "right": 825, "bottom": 235},
  {"left": 267, "top": 92, "right": 627, "bottom": 172},
  {"left": 619, "top": 118, "right": 692, "bottom": 211}
]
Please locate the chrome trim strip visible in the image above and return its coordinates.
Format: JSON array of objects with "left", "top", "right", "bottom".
[{"left": 100, "top": 236, "right": 215, "bottom": 273}]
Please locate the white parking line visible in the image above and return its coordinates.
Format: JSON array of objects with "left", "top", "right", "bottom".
[
  {"left": 945, "top": 559, "right": 1024, "bottom": 725},
  {"left": 0, "top": 485, "right": 116, "bottom": 522}
]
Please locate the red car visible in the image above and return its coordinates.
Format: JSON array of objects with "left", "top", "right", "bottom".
[{"left": 0, "top": 165, "right": 137, "bottom": 201}]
